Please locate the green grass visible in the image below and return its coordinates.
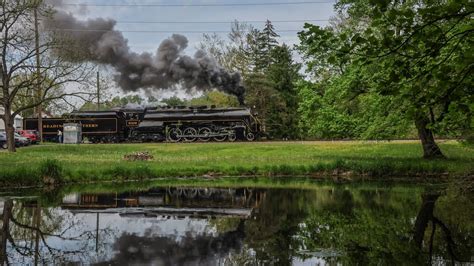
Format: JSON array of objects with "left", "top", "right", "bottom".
[{"left": 0, "top": 140, "right": 472, "bottom": 187}]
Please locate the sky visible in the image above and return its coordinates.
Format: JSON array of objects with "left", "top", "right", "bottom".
[{"left": 59, "top": 0, "right": 337, "bottom": 101}]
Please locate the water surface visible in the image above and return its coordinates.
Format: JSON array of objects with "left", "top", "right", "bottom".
[{"left": 0, "top": 181, "right": 472, "bottom": 265}]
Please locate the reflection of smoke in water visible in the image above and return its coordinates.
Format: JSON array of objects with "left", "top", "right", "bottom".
[{"left": 43, "top": 1, "right": 245, "bottom": 104}]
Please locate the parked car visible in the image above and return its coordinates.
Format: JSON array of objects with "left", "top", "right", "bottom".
[
  {"left": 14, "top": 132, "right": 30, "bottom": 146},
  {"left": 1, "top": 132, "right": 25, "bottom": 148},
  {"left": 17, "top": 130, "right": 39, "bottom": 144},
  {"left": 0, "top": 132, "right": 7, "bottom": 149}
]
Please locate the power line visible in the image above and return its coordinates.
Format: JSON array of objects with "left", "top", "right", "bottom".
[
  {"left": 62, "top": 1, "right": 335, "bottom": 7},
  {"left": 114, "top": 19, "right": 329, "bottom": 24},
  {"left": 45, "top": 29, "right": 302, "bottom": 33}
]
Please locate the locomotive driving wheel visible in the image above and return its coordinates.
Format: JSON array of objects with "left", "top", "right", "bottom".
[
  {"left": 168, "top": 128, "right": 182, "bottom": 142},
  {"left": 183, "top": 127, "right": 197, "bottom": 142},
  {"left": 228, "top": 131, "right": 237, "bottom": 142},
  {"left": 213, "top": 130, "right": 227, "bottom": 142},
  {"left": 198, "top": 127, "right": 211, "bottom": 142}
]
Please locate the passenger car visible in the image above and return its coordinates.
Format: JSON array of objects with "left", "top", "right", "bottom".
[
  {"left": 0, "top": 132, "right": 7, "bottom": 149},
  {"left": 14, "top": 132, "right": 30, "bottom": 146},
  {"left": 17, "top": 130, "right": 39, "bottom": 144}
]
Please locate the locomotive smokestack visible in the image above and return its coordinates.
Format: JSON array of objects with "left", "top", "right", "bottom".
[
  {"left": 43, "top": 3, "right": 245, "bottom": 101},
  {"left": 236, "top": 86, "right": 246, "bottom": 106}
]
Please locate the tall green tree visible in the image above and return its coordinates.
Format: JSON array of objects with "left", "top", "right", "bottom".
[
  {"left": 244, "top": 73, "right": 278, "bottom": 133},
  {"left": 299, "top": 0, "right": 473, "bottom": 158},
  {"left": 266, "top": 44, "right": 302, "bottom": 139},
  {"left": 258, "top": 20, "right": 280, "bottom": 71}
]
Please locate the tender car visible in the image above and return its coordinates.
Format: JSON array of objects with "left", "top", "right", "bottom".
[
  {"left": 14, "top": 132, "right": 30, "bottom": 146},
  {"left": 0, "top": 132, "right": 7, "bottom": 149},
  {"left": 18, "top": 130, "right": 39, "bottom": 144}
]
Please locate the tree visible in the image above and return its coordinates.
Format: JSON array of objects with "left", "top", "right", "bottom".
[
  {"left": 266, "top": 44, "right": 301, "bottom": 139},
  {"left": 199, "top": 21, "right": 254, "bottom": 77},
  {"left": 244, "top": 73, "right": 279, "bottom": 134},
  {"left": 298, "top": 0, "right": 473, "bottom": 158},
  {"left": 188, "top": 90, "right": 239, "bottom": 107},
  {"left": 258, "top": 20, "right": 280, "bottom": 71},
  {"left": 199, "top": 21, "right": 305, "bottom": 139},
  {"left": 160, "top": 96, "right": 186, "bottom": 107},
  {"left": 244, "top": 21, "right": 279, "bottom": 73},
  {"left": 0, "top": 1, "right": 92, "bottom": 152}
]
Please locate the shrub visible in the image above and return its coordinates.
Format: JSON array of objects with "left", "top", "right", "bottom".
[{"left": 39, "top": 159, "right": 63, "bottom": 185}]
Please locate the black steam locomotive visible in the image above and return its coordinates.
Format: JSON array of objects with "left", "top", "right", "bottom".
[{"left": 24, "top": 106, "right": 262, "bottom": 142}]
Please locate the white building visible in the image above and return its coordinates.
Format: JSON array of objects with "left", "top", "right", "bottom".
[{"left": 0, "top": 107, "right": 23, "bottom": 131}]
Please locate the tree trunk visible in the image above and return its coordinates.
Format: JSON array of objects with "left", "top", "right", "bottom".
[
  {"left": 3, "top": 107, "right": 16, "bottom": 152},
  {"left": 415, "top": 115, "right": 445, "bottom": 159}
]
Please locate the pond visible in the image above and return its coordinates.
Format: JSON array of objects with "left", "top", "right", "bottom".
[{"left": 0, "top": 181, "right": 472, "bottom": 265}]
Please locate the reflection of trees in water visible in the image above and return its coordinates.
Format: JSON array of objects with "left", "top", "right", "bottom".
[
  {"left": 293, "top": 188, "right": 473, "bottom": 264},
  {"left": 245, "top": 188, "right": 399, "bottom": 264},
  {"left": 414, "top": 192, "right": 474, "bottom": 265},
  {"left": 98, "top": 219, "right": 246, "bottom": 265},
  {"left": 2, "top": 185, "right": 472, "bottom": 265},
  {"left": 243, "top": 189, "right": 323, "bottom": 264},
  {"left": 0, "top": 199, "right": 113, "bottom": 265}
]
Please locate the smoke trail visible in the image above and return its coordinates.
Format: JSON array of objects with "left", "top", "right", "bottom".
[{"left": 43, "top": 5, "right": 245, "bottom": 104}]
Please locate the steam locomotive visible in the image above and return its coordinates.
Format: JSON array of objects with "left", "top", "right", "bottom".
[{"left": 23, "top": 106, "right": 262, "bottom": 143}]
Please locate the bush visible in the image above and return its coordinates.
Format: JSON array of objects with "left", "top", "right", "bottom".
[{"left": 39, "top": 159, "right": 63, "bottom": 185}]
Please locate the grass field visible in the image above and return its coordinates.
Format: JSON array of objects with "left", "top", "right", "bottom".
[{"left": 0, "top": 140, "right": 472, "bottom": 187}]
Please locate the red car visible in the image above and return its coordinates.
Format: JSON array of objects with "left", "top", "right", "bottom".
[{"left": 17, "top": 130, "right": 39, "bottom": 144}]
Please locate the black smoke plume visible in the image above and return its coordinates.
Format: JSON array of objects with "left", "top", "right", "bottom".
[{"left": 43, "top": 7, "right": 245, "bottom": 105}]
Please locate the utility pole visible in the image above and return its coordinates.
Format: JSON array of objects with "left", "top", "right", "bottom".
[
  {"left": 96, "top": 71, "right": 100, "bottom": 111},
  {"left": 34, "top": 4, "right": 43, "bottom": 142}
]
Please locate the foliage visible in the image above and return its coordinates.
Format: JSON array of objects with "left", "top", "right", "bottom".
[
  {"left": 198, "top": 21, "right": 254, "bottom": 76},
  {"left": 297, "top": 80, "right": 413, "bottom": 140},
  {"left": 199, "top": 21, "right": 303, "bottom": 139},
  {"left": 297, "top": 194, "right": 424, "bottom": 264},
  {"left": 265, "top": 45, "right": 302, "bottom": 139},
  {"left": 160, "top": 96, "right": 187, "bottom": 107},
  {"left": 39, "top": 159, "right": 63, "bottom": 184},
  {"left": 159, "top": 91, "right": 239, "bottom": 108},
  {"left": 188, "top": 90, "right": 239, "bottom": 107},
  {"left": 297, "top": 0, "right": 473, "bottom": 157}
]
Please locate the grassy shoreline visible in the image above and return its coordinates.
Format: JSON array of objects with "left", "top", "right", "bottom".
[{"left": 0, "top": 141, "right": 472, "bottom": 187}]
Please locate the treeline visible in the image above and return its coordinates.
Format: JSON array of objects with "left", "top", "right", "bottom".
[
  {"left": 198, "top": 20, "right": 302, "bottom": 139},
  {"left": 197, "top": 19, "right": 416, "bottom": 141},
  {"left": 296, "top": 0, "right": 472, "bottom": 158},
  {"left": 195, "top": 0, "right": 472, "bottom": 158}
]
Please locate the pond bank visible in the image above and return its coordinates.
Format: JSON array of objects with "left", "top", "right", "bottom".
[{"left": 0, "top": 141, "right": 472, "bottom": 187}]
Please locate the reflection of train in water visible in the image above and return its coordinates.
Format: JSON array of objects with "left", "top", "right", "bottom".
[
  {"left": 24, "top": 106, "right": 262, "bottom": 143},
  {"left": 61, "top": 187, "right": 264, "bottom": 218}
]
